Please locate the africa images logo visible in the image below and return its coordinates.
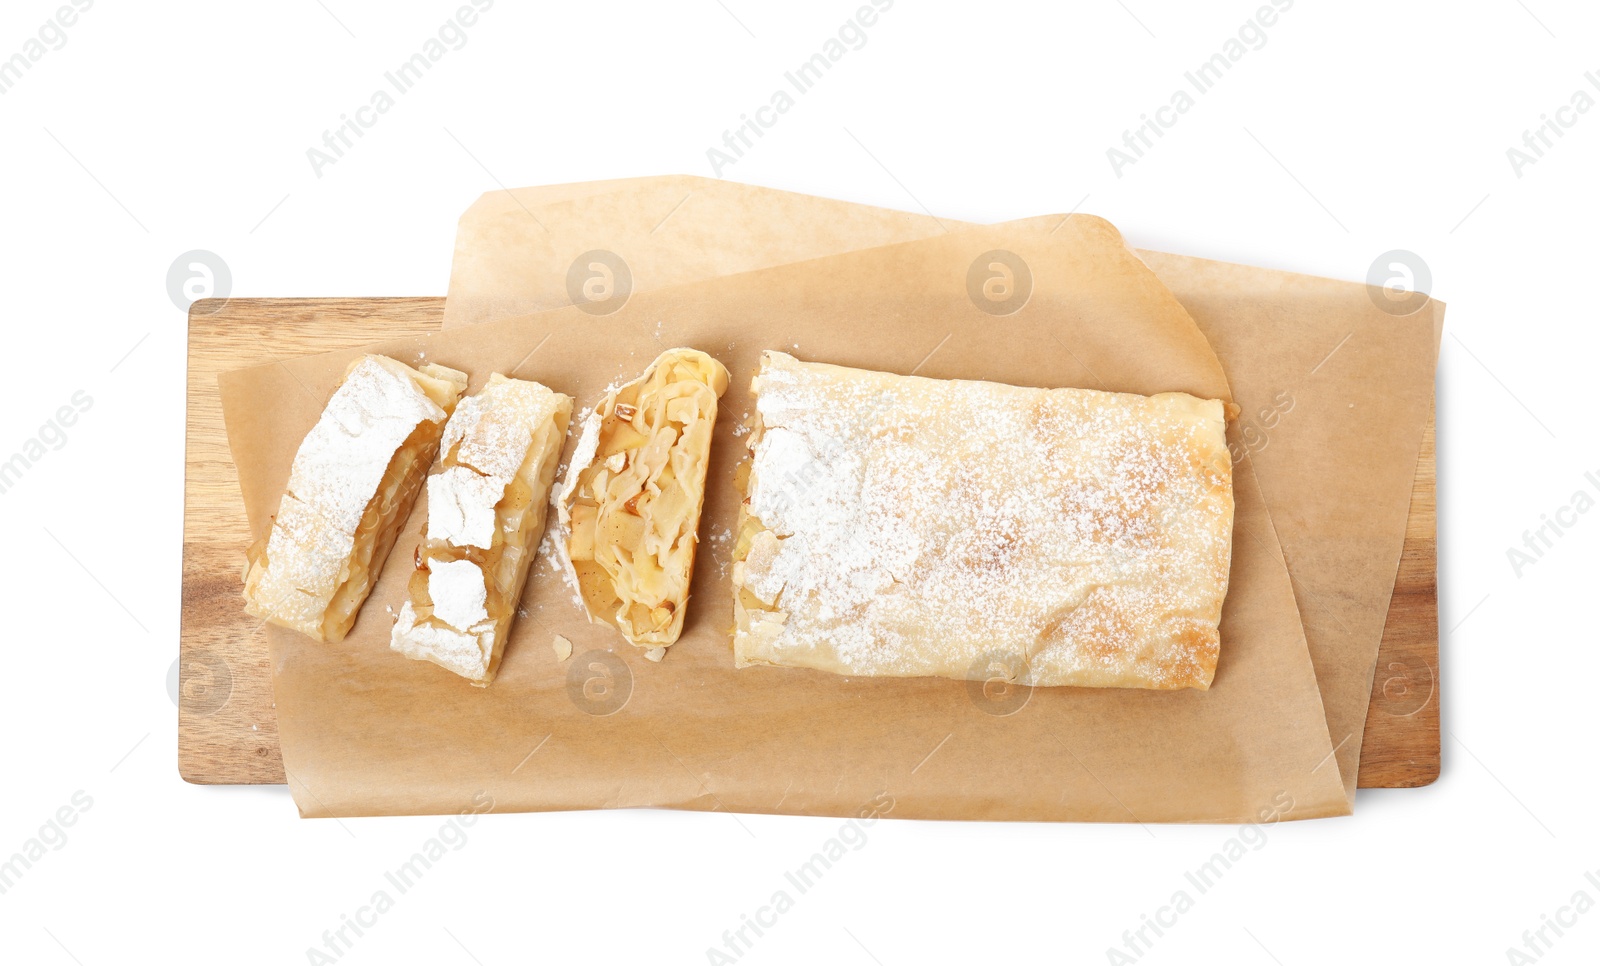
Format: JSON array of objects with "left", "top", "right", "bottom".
[{"left": 566, "top": 251, "right": 633, "bottom": 316}]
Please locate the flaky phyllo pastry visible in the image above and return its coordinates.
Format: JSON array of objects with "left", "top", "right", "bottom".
[
  {"left": 243, "top": 355, "right": 468, "bottom": 642},
  {"left": 732, "top": 351, "right": 1234, "bottom": 690},
  {"left": 558, "top": 348, "right": 730, "bottom": 649},
  {"left": 390, "top": 375, "right": 573, "bottom": 685}
]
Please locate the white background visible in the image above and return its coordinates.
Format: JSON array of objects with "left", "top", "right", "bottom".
[{"left": 0, "top": 0, "right": 1588, "bottom": 963}]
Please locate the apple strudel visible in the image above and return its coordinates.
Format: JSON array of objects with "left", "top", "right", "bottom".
[
  {"left": 390, "top": 374, "right": 573, "bottom": 685},
  {"left": 731, "top": 351, "right": 1234, "bottom": 690},
  {"left": 558, "top": 348, "right": 730, "bottom": 649},
  {"left": 243, "top": 354, "right": 468, "bottom": 642}
]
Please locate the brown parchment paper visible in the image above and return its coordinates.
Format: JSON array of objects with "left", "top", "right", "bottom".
[
  {"left": 1139, "top": 253, "right": 1443, "bottom": 798},
  {"left": 441, "top": 177, "right": 1444, "bottom": 800},
  {"left": 443, "top": 178, "right": 951, "bottom": 328},
  {"left": 220, "top": 215, "right": 1350, "bottom": 822}
]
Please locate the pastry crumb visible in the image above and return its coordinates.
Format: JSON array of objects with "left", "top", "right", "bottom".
[
  {"left": 644, "top": 647, "right": 666, "bottom": 663},
  {"left": 552, "top": 635, "right": 573, "bottom": 662}
]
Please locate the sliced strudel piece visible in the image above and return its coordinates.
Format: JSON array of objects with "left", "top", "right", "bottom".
[
  {"left": 391, "top": 374, "right": 573, "bottom": 685},
  {"left": 558, "top": 348, "right": 730, "bottom": 649},
  {"left": 732, "top": 351, "right": 1234, "bottom": 690},
  {"left": 243, "top": 354, "right": 468, "bottom": 642}
]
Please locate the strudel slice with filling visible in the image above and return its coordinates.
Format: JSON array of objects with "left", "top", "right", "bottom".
[
  {"left": 558, "top": 348, "right": 730, "bottom": 650},
  {"left": 731, "top": 351, "right": 1234, "bottom": 690},
  {"left": 390, "top": 374, "right": 573, "bottom": 685},
  {"left": 243, "top": 354, "right": 468, "bottom": 642}
]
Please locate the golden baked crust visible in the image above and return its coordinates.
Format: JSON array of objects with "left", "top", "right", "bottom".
[
  {"left": 731, "top": 351, "right": 1233, "bottom": 690},
  {"left": 390, "top": 374, "right": 573, "bottom": 685},
  {"left": 558, "top": 348, "right": 729, "bottom": 649},
  {"left": 243, "top": 355, "right": 468, "bottom": 642}
]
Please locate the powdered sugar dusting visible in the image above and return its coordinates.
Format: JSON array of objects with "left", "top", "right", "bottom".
[
  {"left": 246, "top": 355, "right": 456, "bottom": 635},
  {"left": 733, "top": 351, "right": 1233, "bottom": 690},
  {"left": 391, "top": 600, "right": 493, "bottom": 679},
  {"left": 428, "top": 378, "right": 564, "bottom": 549},
  {"left": 285, "top": 355, "right": 446, "bottom": 537},
  {"left": 429, "top": 558, "right": 491, "bottom": 628}
]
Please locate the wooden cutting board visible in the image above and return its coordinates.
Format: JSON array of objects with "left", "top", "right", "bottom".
[{"left": 178, "top": 298, "right": 1440, "bottom": 789}]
